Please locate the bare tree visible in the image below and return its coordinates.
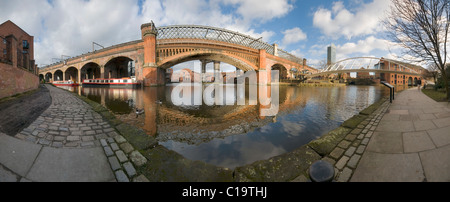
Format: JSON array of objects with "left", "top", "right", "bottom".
[
  {"left": 317, "top": 59, "right": 328, "bottom": 70},
  {"left": 384, "top": 0, "right": 449, "bottom": 100},
  {"left": 426, "top": 63, "right": 440, "bottom": 85}
]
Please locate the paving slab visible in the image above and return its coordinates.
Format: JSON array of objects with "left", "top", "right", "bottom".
[
  {"left": 26, "top": 147, "right": 115, "bottom": 182},
  {"left": 375, "top": 120, "right": 415, "bottom": 133},
  {"left": 427, "top": 125, "right": 450, "bottom": 147},
  {"left": 413, "top": 120, "right": 437, "bottom": 131},
  {"left": 432, "top": 116, "right": 450, "bottom": 128},
  {"left": 434, "top": 111, "right": 450, "bottom": 119},
  {"left": 0, "top": 164, "right": 18, "bottom": 182},
  {"left": 419, "top": 144, "right": 450, "bottom": 182},
  {"left": 403, "top": 131, "right": 436, "bottom": 153},
  {"left": 366, "top": 132, "right": 403, "bottom": 154},
  {"left": 387, "top": 109, "right": 409, "bottom": 115},
  {"left": 380, "top": 113, "right": 400, "bottom": 121},
  {"left": 351, "top": 152, "right": 424, "bottom": 182},
  {"left": 0, "top": 133, "right": 42, "bottom": 176},
  {"left": 422, "top": 107, "right": 445, "bottom": 114}
]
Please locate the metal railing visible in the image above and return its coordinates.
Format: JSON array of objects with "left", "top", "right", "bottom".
[{"left": 381, "top": 81, "right": 395, "bottom": 103}]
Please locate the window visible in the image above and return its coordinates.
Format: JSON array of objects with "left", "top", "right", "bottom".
[
  {"left": 3, "top": 38, "right": 6, "bottom": 44},
  {"left": 3, "top": 49, "right": 6, "bottom": 55},
  {"left": 22, "top": 40, "right": 29, "bottom": 49}
]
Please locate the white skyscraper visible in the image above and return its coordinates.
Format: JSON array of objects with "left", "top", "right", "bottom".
[{"left": 327, "top": 44, "right": 336, "bottom": 65}]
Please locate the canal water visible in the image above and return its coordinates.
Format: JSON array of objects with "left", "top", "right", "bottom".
[{"left": 62, "top": 84, "right": 398, "bottom": 169}]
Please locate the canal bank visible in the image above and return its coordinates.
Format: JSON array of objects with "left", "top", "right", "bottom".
[{"left": 67, "top": 85, "right": 395, "bottom": 182}]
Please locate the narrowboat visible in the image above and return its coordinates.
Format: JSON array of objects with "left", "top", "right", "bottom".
[
  {"left": 82, "top": 77, "right": 140, "bottom": 88},
  {"left": 52, "top": 80, "right": 79, "bottom": 86}
]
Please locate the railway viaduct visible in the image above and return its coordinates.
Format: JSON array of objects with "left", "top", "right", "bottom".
[{"left": 39, "top": 21, "right": 316, "bottom": 86}]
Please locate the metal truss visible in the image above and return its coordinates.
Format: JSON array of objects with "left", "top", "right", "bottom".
[
  {"left": 156, "top": 25, "right": 303, "bottom": 64},
  {"left": 315, "top": 57, "right": 421, "bottom": 76}
]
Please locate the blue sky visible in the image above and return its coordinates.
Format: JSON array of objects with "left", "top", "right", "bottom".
[{"left": 0, "top": 0, "right": 404, "bottom": 70}]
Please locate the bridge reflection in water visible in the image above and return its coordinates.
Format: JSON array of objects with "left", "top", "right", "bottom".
[{"left": 61, "top": 85, "right": 396, "bottom": 169}]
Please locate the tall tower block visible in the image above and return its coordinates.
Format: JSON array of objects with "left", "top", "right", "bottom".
[{"left": 327, "top": 44, "right": 336, "bottom": 65}]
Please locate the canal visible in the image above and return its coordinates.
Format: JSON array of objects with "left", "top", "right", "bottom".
[{"left": 62, "top": 84, "right": 396, "bottom": 169}]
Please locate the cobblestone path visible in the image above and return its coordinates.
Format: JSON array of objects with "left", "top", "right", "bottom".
[
  {"left": 1, "top": 85, "right": 147, "bottom": 182},
  {"left": 16, "top": 85, "right": 118, "bottom": 147}
]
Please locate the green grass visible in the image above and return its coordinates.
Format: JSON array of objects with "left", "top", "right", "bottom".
[{"left": 422, "top": 89, "right": 448, "bottom": 102}]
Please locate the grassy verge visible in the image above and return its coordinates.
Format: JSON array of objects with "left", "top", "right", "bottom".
[{"left": 422, "top": 89, "right": 448, "bottom": 102}]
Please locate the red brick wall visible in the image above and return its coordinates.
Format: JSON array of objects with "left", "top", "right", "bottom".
[
  {"left": 0, "top": 63, "right": 39, "bottom": 99},
  {"left": 0, "top": 21, "right": 34, "bottom": 62}
]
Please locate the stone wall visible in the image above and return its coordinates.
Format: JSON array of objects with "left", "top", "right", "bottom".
[{"left": 0, "top": 63, "right": 39, "bottom": 99}]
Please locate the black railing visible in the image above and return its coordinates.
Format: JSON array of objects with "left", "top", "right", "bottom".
[{"left": 381, "top": 81, "right": 395, "bottom": 103}]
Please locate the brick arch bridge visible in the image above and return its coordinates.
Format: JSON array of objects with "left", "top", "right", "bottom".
[{"left": 39, "top": 22, "right": 316, "bottom": 86}]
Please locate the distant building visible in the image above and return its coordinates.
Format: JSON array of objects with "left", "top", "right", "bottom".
[
  {"left": 0, "top": 20, "right": 39, "bottom": 99},
  {"left": 379, "top": 58, "right": 425, "bottom": 86},
  {"left": 165, "top": 68, "right": 202, "bottom": 83},
  {"left": 327, "top": 44, "right": 336, "bottom": 65}
]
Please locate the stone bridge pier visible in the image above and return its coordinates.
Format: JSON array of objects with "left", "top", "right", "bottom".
[{"left": 141, "top": 22, "right": 165, "bottom": 87}]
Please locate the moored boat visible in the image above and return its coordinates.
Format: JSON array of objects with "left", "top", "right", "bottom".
[
  {"left": 52, "top": 80, "right": 79, "bottom": 86},
  {"left": 82, "top": 76, "right": 140, "bottom": 88}
]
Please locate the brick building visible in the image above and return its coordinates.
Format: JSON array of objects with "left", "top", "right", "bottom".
[
  {"left": 379, "top": 58, "right": 424, "bottom": 86},
  {"left": 0, "top": 20, "right": 39, "bottom": 99}
]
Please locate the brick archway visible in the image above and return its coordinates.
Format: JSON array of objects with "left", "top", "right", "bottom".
[
  {"left": 81, "top": 62, "right": 101, "bottom": 80},
  {"left": 65, "top": 67, "right": 78, "bottom": 83},
  {"left": 157, "top": 51, "right": 258, "bottom": 72},
  {"left": 104, "top": 56, "right": 135, "bottom": 79}
]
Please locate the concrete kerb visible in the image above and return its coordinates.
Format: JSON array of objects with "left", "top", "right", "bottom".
[{"left": 64, "top": 86, "right": 392, "bottom": 182}]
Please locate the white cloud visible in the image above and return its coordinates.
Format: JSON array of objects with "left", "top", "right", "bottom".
[
  {"left": 312, "top": 0, "right": 391, "bottom": 39},
  {"left": 0, "top": 0, "right": 52, "bottom": 38},
  {"left": 281, "top": 27, "right": 307, "bottom": 46},
  {"left": 336, "top": 36, "right": 399, "bottom": 59},
  {"left": 289, "top": 49, "right": 303, "bottom": 58},
  {"left": 222, "top": 0, "right": 294, "bottom": 24},
  {"left": 384, "top": 53, "right": 427, "bottom": 67},
  {"left": 30, "top": 0, "right": 143, "bottom": 66}
]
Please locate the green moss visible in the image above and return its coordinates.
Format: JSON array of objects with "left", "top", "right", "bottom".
[
  {"left": 360, "top": 98, "right": 387, "bottom": 115},
  {"left": 139, "top": 145, "right": 233, "bottom": 182},
  {"left": 307, "top": 126, "right": 352, "bottom": 156},
  {"left": 234, "top": 145, "right": 320, "bottom": 182},
  {"left": 342, "top": 114, "right": 367, "bottom": 129},
  {"left": 115, "top": 123, "right": 157, "bottom": 150}
]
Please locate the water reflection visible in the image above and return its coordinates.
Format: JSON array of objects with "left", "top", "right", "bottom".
[{"left": 62, "top": 84, "right": 396, "bottom": 169}]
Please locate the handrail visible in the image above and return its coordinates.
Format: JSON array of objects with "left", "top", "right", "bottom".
[{"left": 381, "top": 81, "right": 395, "bottom": 103}]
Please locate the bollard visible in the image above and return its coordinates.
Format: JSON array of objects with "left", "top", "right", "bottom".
[{"left": 309, "top": 160, "right": 335, "bottom": 182}]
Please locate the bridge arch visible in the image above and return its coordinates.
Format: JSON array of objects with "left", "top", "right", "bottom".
[
  {"left": 271, "top": 63, "right": 288, "bottom": 80},
  {"left": 158, "top": 51, "right": 258, "bottom": 72},
  {"left": 45, "top": 72, "right": 52, "bottom": 82},
  {"left": 104, "top": 56, "right": 135, "bottom": 79},
  {"left": 54, "top": 70, "right": 64, "bottom": 81},
  {"left": 65, "top": 67, "right": 79, "bottom": 83},
  {"left": 81, "top": 62, "right": 101, "bottom": 80}
]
